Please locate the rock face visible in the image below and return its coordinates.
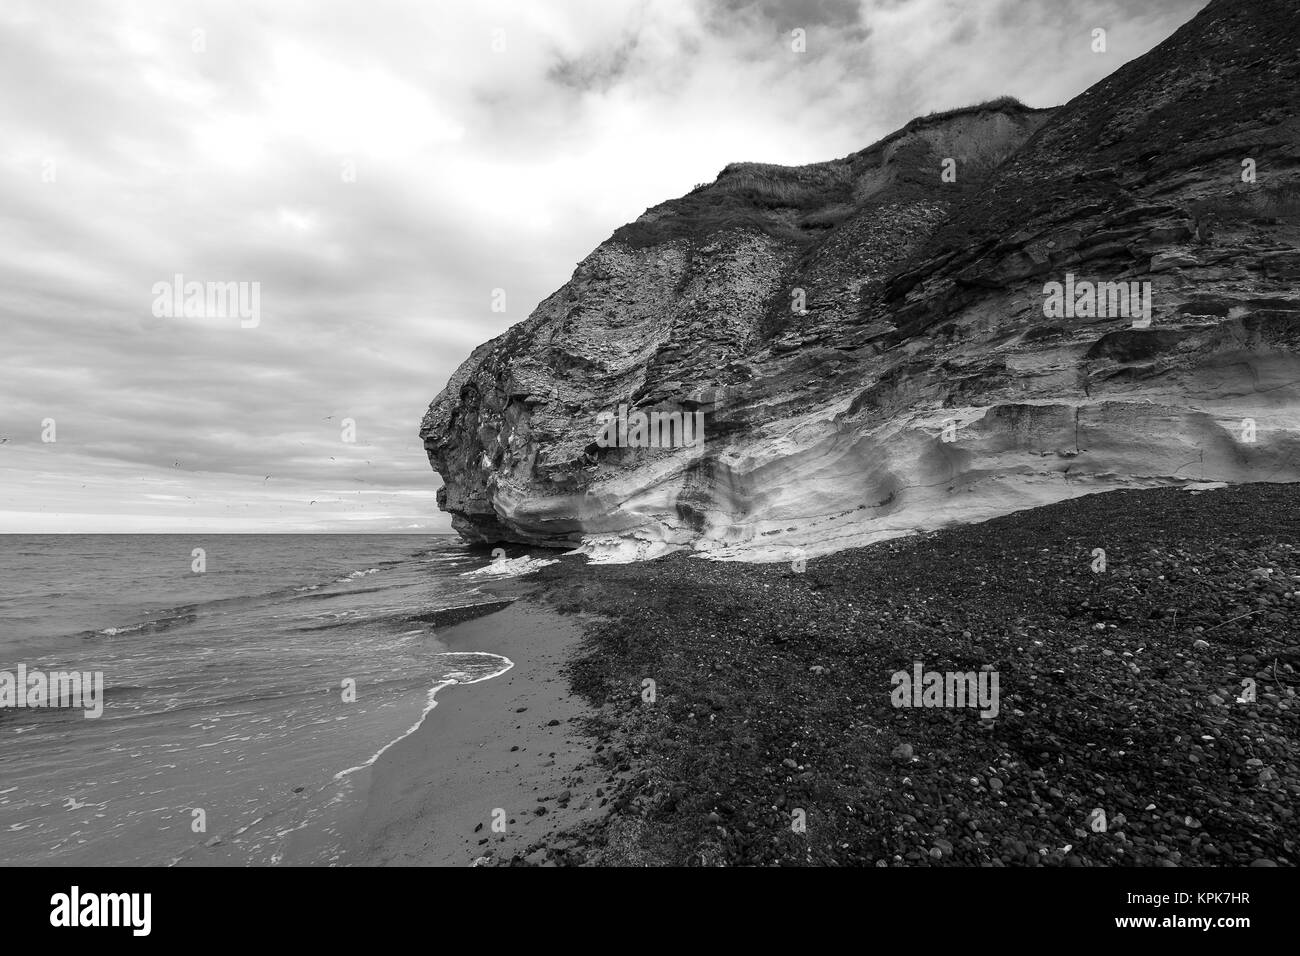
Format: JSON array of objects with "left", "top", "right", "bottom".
[{"left": 422, "top": 0, "right": 1300, "bottom": 561}]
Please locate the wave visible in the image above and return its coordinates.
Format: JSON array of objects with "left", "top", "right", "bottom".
[
  {"left": 334, "top": 652, "right": 514, "bottom": 779},
  {"left": 84, "top": 608, "right": 199, "bottom": 639},
  {"left": 72, "top": 562, "right": 410, "bottom": 641},
  {"left": 291, "top": 585, "right": 390, "bottom": 602},
  {"left": 334, "top": 568, "right": 380, "bottom": 583}
]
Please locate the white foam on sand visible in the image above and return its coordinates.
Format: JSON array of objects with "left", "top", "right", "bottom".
[
  {"left": 461, "top": 555, "right": 558, "bottom": 578},
  {"left": 1181, "top": 481, "right": 1229, "bottom": 492},
  {"left": 333, "top": 651, "right": 514, "bottom": 780}
]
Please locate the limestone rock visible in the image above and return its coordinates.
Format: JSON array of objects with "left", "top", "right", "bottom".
[{"left": 421, "top": 0, "right": 1300, "bottom": 562}]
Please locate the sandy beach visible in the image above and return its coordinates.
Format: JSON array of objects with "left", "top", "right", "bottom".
[{"left": 348, "top": 595, "right": 607, "bottom": 866}]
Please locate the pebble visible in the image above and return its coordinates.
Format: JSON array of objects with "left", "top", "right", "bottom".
[{"left": 550, "top": 488, "right": 1300, "bottom": 868}]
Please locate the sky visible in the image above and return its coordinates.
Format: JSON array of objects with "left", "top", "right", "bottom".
[{"left": 0, "top": 0, "right": 1205, "bottom": 533}]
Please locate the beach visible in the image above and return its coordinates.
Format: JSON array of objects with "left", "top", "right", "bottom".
[
  {"left": 349, "top": 591, "right": 608, "bottom": 866},
  {"left": 353, "top": 483, "right": 1300, "bottom": 867}
]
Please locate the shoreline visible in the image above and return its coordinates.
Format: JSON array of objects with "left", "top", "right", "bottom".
[
  {"left": 346, "top": 586, "right": 608, "bottom": 866},
  {"left": 349, "top": 482, "right": 1299, "bottom": 867}
]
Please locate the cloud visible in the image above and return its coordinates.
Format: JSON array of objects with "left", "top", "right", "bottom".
[{"left": 0, "top": 0, "right": 1206, "bottom": 532}]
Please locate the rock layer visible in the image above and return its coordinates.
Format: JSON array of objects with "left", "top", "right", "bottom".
[{"left": 422, "top": 0, "right": 1300, "bottom": 561}]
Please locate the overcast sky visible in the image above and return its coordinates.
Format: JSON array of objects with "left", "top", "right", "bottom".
[{"left": 0, "top": 0, "right": 1203, "bottom": 533}]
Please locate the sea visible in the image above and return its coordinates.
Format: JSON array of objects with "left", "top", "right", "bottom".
[{"left": 0, "top": 534, "right": 519, "bottom": 866}]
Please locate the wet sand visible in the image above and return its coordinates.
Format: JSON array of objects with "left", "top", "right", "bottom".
[{"left": 348, "top": 598, "right": 605, "bottom": 866}]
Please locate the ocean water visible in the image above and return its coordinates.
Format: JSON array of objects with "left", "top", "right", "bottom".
[{"left": 0, "top": 534, "right": 512, "bottom": 866}]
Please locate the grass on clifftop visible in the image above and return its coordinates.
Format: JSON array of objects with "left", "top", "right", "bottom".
[
  {"left": 611, "top": 158, "right": 857, "bottom": 250},
  {"left": 888, "top": 95, "right": 1041, "bottom": 139},
  {"left": 609, "top": 97, "right": 1044, "bottom": 252}
]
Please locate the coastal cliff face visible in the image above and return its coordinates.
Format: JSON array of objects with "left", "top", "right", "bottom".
[{"left": 422, "top": 0, "right": 1300, "bottom": 561}]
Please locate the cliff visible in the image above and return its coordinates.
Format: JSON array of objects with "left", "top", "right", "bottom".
[{"left": 422, "top": 0, "right": 1300, "bottom": 561}]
